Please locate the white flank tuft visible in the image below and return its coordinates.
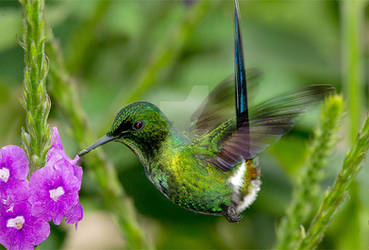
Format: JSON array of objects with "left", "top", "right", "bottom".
[
  {"left": 236, "top": 179, "right": 261, "bottom": 213},
  {"left": 228, "top": 161, "right": 246, "bottom": 191},
  {"left": 227, "top": 160, "right": 262, "bottom": 213}
]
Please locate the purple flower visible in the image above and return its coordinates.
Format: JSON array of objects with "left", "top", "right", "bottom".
[
  {"left": 0, "top": 146, "right": 29, "bottom": 198},
  {"left": 0, "top": 146, "right": 48, "bottom": 250},
  {"left": 29, "top": 127, "right": 83, "bottom": 227},
  {"left": 29, "top": 158, "right": 82, "bottom": 226},
  {"left": 0, "top": 200, "right": 50, "bottom": 250},
  {"left": 47, "top": 127, "right": 83, "bottom": 193},
  {"left": 0, "top": 127, "right": 83, "bottom": 249},
  {"left": 47, "top": 127, "right": 82, "bottom": 181}
]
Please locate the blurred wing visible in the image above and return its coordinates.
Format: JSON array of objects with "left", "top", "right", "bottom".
[
  {"left": 197, "top": 85, "right": 335, "bottom": 171},
  {"left": 189, "top": 69, "right": 262, "bottom": 136}
]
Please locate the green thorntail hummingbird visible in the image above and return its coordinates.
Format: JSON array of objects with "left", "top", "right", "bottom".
[{"left": 78, "top": 0, "right": 335, "bottom": 222}]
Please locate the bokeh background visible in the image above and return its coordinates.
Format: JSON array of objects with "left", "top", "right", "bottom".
[{"left": 0, "top": 0, "right": 368, "bottom": 249}]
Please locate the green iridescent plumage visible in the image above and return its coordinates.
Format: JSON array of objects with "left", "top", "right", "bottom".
[{"left": 109, "top": 102, "right": 235, "bottom": 214}]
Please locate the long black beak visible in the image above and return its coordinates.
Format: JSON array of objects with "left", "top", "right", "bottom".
[{"left": 78, "top": 136, "right": 116, "bottom": 157}]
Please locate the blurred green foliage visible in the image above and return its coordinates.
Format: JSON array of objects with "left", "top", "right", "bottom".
[{"left": 1, "top": 0, "right": 368, "bottom": 249}]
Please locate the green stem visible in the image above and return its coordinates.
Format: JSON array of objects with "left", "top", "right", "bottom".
[
  {"left": 66, "top": 0, "right": 112, "bottom": 74},
  {"left": 98, "top": 0, "right": 215, "bottom": 135},
  {"left": 275, "top": 95, "right": 343, "bottom": 249},
  {"left": 19, "top": 0, "right": 51, "bottom": 174},
  {"left": 342, "top": 0, "right": 366, "bottom": 142},
  {"left": 340, "top": 1, "right": 366, "bottom": 248},
  {"left": 297, "top": 116, "right": 369, "bottom": 249},
  {"left": 47, "top": 37, "right": 151, "bottom": 249}
]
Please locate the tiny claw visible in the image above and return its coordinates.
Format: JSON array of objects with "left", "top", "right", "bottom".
[{"left": 224, "top": 206, "right": 241, "bottom": 223}]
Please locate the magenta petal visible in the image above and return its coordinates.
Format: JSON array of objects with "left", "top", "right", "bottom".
[
  {"left": 29, "top": 158, "right": 82, "bottom": 225},
  {"left": 17, "top": 243, "right": 34, "bottom": 250},
  {"left": 46, "top": 128, "right": 83, "bottom": 182},
  {"left": 50, "top": 127, "right": 63, "bottom": 151},
  {"left": 29, "top": 126, "right": 84, "bottom": 227},
  {"left": 31, "top": 218, "right": 51, "bottom": 244},
  {"left": 0, "top": 145, "right": 29, "bottom": 180},
  {"left": 1, "top": 180, "right": 30, "bottom": 210},
  {"left": 0, "top": 146, "right": 29, "bottom": 200},
  {"left": 65, "top": 203, "right": 83, "bottom": 229},
  {"left": 73, "top": 165, "right": 83, "bottom": 183},
  {"left": 53, "top": 213, "right": 64, "bottom": 225},
  {"left": 47, "top": 127, "right": 67, "bottom": 162},
  {"left": 71, "top": 155, "right": 79, "bottom": 165}
]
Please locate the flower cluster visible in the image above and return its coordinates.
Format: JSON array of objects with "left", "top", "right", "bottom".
[{"left": 0, "top": 127, "right": 83, "bottom": 250}]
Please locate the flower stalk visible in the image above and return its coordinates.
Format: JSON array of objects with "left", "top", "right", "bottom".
[
  {"left": 66, "top": 0, "right": 112, "bottom": 74},
  {"left": 338, "top": 0, "right": 366, "bottom": 247},
  {"left": 297, "top": 115, "right": 369, "bottom": 249},
  {"left": 341, "top": 0, "right": 366, "bottom": 142},
  {"left": 19, "top": 0, "right": 51, "bottom": 174},
  {"left": 275, "top": 95, "right": 343, "bottom": 249}
]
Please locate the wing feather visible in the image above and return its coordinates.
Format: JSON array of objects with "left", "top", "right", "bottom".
[
  {"left": 190, "top": 69, "right": 262, "bottom": 136},
  {"left": 196, "top": 84, "right": 335, "bottom": 171}
]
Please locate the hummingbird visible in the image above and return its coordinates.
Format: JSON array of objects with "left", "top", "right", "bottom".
[{"left": 78, "top": 0, "right": 335, "bottom": 222}]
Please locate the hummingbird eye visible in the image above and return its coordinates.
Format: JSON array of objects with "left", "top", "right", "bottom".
[{"left": 133, "top": 120, "right": 145, "bottom": 130}]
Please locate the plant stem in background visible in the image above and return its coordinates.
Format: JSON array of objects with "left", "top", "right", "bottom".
[
  {"left": 99, "top": 0, "right": 215, "bottom": 135},
  {"left": 296, "top": 115, "right": 369, "bottom": 250},
  {"left": 47, "top": 37, "right": 151, "bottom": 249},
  {"left": 66, "top": 0, "right": 112, "bottom": 75},
  {"left": 342, "top": 0, "right": 366, "bottom": 142},
  {"left": 19, "top": 0, "right": 51, "bottom": 174},
  {"left": 340, "top": 0, "right": 366, "bottom": 248},
  {"left": 275, "top": 95, "right": 343, "bottom": 250}
]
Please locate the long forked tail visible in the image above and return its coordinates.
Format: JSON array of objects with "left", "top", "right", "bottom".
[
  {"left": 234, "top": 0, "right": 250, "bottom": 160},
  {"left": 234, "top": 0, "right": 249, "bottom": 130}
]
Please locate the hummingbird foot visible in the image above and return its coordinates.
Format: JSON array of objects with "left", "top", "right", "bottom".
[{"left": 224, "top": 206, "right": 241, "bottom": 223}]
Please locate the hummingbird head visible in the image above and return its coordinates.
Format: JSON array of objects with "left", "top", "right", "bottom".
[{"left": 79, "top": 101, "right": 171, "bottom": 162}]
